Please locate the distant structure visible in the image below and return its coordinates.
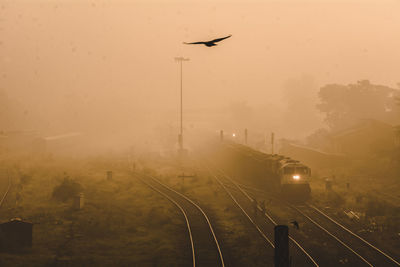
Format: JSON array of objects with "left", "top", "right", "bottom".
[
  {"left": 0, "top": 130, "right": 44, "bottom": 155},
  {"left": 0, "top": 131, "right": 84, "bottom": 156},
  {"left": 325, "top": 178, "right": 333, "bottom": 191},
  {"left": 282, "top": 119, "right": 397, "bottom": 166},
  {"left": 280, "top": 142, "right": 346, "bottom": 170},
  {"left": 43, "top": 132, "right": 83, "bottom": 155},
  {"left": 330, "top": 119, "right": 395, "bottom": 157},
  {"left": 107, "top": 171, "right": 113, "bottom": 181},
  {"left": 395, "top": 125, "right": 400, "bottom": 147},
  {"left": 0, "top": 218, "right": 33, "bottom": 252}
]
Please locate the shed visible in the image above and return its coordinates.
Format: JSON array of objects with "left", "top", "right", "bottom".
[
  {"left": 0, "top": 218, "right": 33, "bottom": 251},
  {"left": 395, "top": 125, "right": 400, "bottom": 147},
  {"left": 331, "top": 119, "right": 395, "bottom": 157},
  {"left": 280, "top": 142, "right": 347, "bottom": 170}
]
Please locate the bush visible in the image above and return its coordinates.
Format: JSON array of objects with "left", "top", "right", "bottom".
[
  {"left": 365, "top": 198, "right": 386, "bottom": 217},
  {"left": 20, "top": 174, "right": 32, "bottom": 184},
  {"left": 52, "top": 178, "right": 83, "bottom": 202},
  {"left": 328, "top": 191, "right": 345, "bottom": 207}
]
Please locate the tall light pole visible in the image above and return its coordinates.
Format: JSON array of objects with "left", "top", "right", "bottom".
[{"left": 175, "top": 57, "right": 190, "bottom": 152}]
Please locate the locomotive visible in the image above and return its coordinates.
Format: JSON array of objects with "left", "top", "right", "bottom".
[{"left": 216, "top": 141, "right": 311, "bottom": 200}]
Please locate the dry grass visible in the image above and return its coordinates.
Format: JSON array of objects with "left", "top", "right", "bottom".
[{"left": 0, "top": 156, "right": 188, "bottom": 266}]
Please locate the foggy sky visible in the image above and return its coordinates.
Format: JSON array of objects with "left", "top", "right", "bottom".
[{"left": 1, "top": 0, "right": 399, "bottom": 139}]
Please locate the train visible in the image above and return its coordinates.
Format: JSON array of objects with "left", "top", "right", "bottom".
[{"left": 215, "top": 141, "right": 311, "bottom": 200}]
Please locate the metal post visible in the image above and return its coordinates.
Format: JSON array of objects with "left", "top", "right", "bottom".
[
  {"left": 175, "top": 57, "right": 190, "bottom": 152},
  {"left": 220, "top": 130, "right": 224, "bottom": 142},
  {"left": 271, "top": 132, "right": 275, "bottom": 154},
  {"left": 244, "top": 128, "right": 248, "bottom": 145},
  {"left": 180, "top": 60, "right": 183, "bottom": 149},
  {"left": 274, "top": 225, "right": 289, "bottom": 267}
]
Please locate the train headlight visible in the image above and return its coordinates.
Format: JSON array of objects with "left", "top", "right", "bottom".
[
  {"left": 293, "top": 175, "right": 300, "bottom": 180},
  {"left": 232, "top": 133, "right": 236, "bottom": 137}
]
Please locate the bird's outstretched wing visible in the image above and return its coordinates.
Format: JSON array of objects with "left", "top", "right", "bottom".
[
  {"left": 210, "top": 35, "right": 232, "bottom": 43},
  {"left": 183, "top": 41, "right": 206, "bottom": 45}
]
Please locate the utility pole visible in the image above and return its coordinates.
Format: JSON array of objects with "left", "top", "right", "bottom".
[{"left": 175, "top": 57, "right": 190, "bottom": 152}]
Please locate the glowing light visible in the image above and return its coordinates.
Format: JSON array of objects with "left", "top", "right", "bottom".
[
  {"left": 232, "top": 133, "right": 236, "bottom": 137},
  {"left": 293, "top": 175, "right": 300, "bottom": 180}
]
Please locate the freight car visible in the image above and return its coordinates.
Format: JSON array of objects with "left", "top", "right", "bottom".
[{"left": 216, "top": 141, "right": 311, "bottom": 200}]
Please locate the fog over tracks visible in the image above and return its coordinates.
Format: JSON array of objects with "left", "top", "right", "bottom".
[
  {"left": 305, "top": 204, "right": 400, "bottom": 267},
  {"left": 229, "top": 178, "right": 400, "bottom": 267},
  {"left": 200, "top": 161, "right": 319, "bottom": 267}
]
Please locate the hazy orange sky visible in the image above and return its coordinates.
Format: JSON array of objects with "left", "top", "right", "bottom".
[{"left": 1, "top": 0, "right": 399, "bottom": 137}]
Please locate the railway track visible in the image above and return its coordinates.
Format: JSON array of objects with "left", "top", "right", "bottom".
[
  {"left": 300, "top": 204, "right": 400, "bottom": 267},
  {"left": 135, "top": 172, "right": 225, "bottom": 267},
  {"left": 222, "top": 173, "right": 400, "bottom": 267},
  {"left": 0, "top": 173, "right": 12, "bottom": 208},
  {"left": 201, "top": 161, "right": 319, "bottom": 267}
]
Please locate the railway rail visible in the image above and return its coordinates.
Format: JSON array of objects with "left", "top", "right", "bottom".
[
  {"left": 135, "top": 172, "right": 225, "bottom": 267},
  {"left": 224, "top": 174, "right": 400, "bottom": 267},
  {"left": 303, "top": 204, "right": 400, "bottom": 267},
  {"left": 201, "top": 161, "right": 319, "bottom": 267},
  {"left": 0, "top": 173, "right": 12, "bottom": 208}
]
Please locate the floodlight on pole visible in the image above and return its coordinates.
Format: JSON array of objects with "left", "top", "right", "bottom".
[{"left": 175, "top": 57, "right": 190, "bottom": 151}]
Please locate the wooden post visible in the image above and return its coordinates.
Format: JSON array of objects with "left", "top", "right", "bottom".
[
  {"left": 220, "top": 130, "right": 224, "bottom": 142},
  {"left": 274, "top": 225, "right": 289, "bottom": 267},
  {"left": 107, "top": 171, "right": 113, "bottom": 181},
  {"left": 178, "top": 173, "right": 196, "bottom": 192},
  {"left": 325, "top": 179, "right": 332, "bottom": 191},
  {"left": 244, "top": 128, "right": 248, "bottom": 145}
]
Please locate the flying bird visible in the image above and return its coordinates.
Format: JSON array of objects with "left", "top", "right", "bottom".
[
  {"left": 184, "top": 35, "right": 232, "bottom": 47},
  {"left": 290, "top": 220, "right": 300, "bottom": 230}
]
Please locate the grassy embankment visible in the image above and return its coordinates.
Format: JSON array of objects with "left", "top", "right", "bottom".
[{"left": 0, "top": 155, "right": 187, "bottom": 266}]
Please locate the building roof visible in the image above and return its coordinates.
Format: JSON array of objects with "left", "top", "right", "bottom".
[
  {"left": 44, "top": 132, "right": 82, "bottom": 141},
  {"left": 332, "top": 119, "right": 394, "bottom": 139},
  {"left": 287, "top": 143, "right": 346, "bottom": 157}
]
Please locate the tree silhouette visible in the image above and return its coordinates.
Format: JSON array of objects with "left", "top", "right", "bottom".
[{"left": 317, "top": 80, "right": 400, "bottom": 131}]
